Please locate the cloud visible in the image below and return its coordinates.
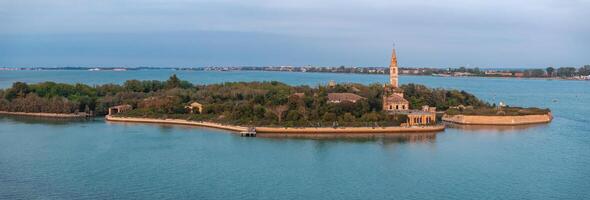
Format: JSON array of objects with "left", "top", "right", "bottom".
[{"left": 0, "top": 0, "right": 588, "bottom": 67}]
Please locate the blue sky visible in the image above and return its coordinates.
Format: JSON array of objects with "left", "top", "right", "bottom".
[{"left": 1, "top": 0, "right": 588, "bottom": 68}]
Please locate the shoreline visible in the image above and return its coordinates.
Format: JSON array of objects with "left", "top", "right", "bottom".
[
  {"left": 105, "top": 115, "right": 248, "bottom": 132},
  {"left": 0, "top": 111, "right": 91, "bottom": 118},
  {"left": 105, "top": 116, "right": 445, "bottom": 134},
  {"left": 254, "top": 126, "right": 445, "bottom": 134},
  {"left": 442, "top": 113, "right": 552, "bottom": 125},
  {"left": 2, "top": 68, "right": 588, "bottom": 82}
]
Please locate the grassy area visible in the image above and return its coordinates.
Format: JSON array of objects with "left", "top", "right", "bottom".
[{"left": 445, "top": 107, "right": 550, "bottom": 116}]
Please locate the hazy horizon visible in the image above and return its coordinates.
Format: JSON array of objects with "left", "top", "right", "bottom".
[{"left": 1, "top": 0, "right": 588, "bottom": 68}]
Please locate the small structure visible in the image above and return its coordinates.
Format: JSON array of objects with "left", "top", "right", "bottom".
[
  {"left": 291, "top": 93, "right": 305, "bottom": 98},
  {"left": 450, "top": 104, "right": 473, "bottom": 110},
  {"left": 185, "top": 102, "right": 203, "bottom": 114},
  {"left": 421, "top": 105, "right": 437, "bottom": 112},
  {"left": 240, "top": 127, "right": 257, "bottom": 137},
  {"left": 405, "top": 110, "right": 436, "bottom": 126},
  {"left": 328, "top": 80, "right": 337, "bottom": 88},
  {"left": 108, "top": 105, "right": 132, "bottom": 116},
  {"left": 327, "top": 93, "right": 365, "bottom": 103}
]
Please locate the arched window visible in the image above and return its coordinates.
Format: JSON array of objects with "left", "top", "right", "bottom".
[
  {"left": 396, "top": 105, "right": 399, "bottom": 109},
  {"left": 389, "top": 105, "right": 393, "bottom": 110},
  {"left": 402, "top": 105, "right": 405, "bottom": 109}
]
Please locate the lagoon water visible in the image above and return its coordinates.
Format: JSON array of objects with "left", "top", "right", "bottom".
[{"left": 0, "top": 70, "right": 589, "bottom": 199}]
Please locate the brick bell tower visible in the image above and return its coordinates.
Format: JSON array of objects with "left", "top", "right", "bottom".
[
  {"left": 382, "top": 44, "right": 409, "bottom": 111},
  {"left": 389, "top": 46, "right": 399, "bottom": 88}
]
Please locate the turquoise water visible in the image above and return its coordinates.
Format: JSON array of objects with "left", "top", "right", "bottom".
[{"left": 0, "top": 71, "right": 589, "bottom": 199}]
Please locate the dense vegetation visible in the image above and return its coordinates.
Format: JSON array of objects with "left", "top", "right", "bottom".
[{"left": 0, "top": 75, "right": 497, "bottom": 126}]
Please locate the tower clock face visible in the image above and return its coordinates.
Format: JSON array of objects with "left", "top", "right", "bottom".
[{"left": 391, "top": 68, "right": 396, "bottom": 73}]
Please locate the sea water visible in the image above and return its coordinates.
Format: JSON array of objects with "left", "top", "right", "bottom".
[{"left": 0, "top": 70, "right": 588, "bottom": 199}]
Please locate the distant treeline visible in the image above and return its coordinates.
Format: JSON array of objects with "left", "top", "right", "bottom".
[
  {"left": 442, "top": 65, "right": 590, "bottom": 78},
  {"left": 234, "top": 65, "right": 590, "bottom": 78},
  {"left": 0, "top": 75, "right": 491, "bottom": 126}
]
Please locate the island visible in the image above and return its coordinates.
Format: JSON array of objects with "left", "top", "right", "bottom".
[
  {"left": 442, "top": 106, "right": 552, "bottom": 125},
  {"left": 0, "top": 47, "right": 552, "bottom": 136}
]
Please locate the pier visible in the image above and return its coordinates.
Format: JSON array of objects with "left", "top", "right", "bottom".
[{"left": 240, "top": 127, "right": 257, "bottom": 137}]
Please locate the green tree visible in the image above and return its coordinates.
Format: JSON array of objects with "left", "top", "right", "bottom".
[
  {"left": 546, "top": 67, "right": 555, "bottom": 77},
  {"left": 578, "top": 65, "right": 590, "bottom": 76},
  {"left": 166, "top": 74, "right": 181, "bottom": 88},
  {"left": 322, "top": 112, "right": 337, "bottom": 122},
  {"left": 556, "top": 67, "right": 577, "bottom": 77}
]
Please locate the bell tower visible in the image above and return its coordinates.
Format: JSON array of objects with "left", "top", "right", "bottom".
[{"left": 389, "top": 46, "right": 398, "bottom": 88}]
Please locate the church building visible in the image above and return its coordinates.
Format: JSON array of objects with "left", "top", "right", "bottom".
[
  {"left": 381, "top": 46, "right": 437, "bottom": 126},
  {"left": 382, "top": 47, "right": 409, "bottom": 111}
]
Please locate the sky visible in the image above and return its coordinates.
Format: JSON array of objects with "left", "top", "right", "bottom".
[{"left": 1, "top": 0, "right": 588, "bottom": 68}]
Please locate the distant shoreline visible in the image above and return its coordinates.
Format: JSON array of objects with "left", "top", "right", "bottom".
[{"left": 2, "top": 67, "right": 587, "bottom": 81}]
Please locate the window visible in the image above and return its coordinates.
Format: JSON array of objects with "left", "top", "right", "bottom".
[{"left": 396, "top": 105, "right": 399, "bottom": 109}]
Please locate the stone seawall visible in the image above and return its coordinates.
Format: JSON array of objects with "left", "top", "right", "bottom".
[
  {"left": 105, "top": 116, "right": 248, "bottom": 132},
  {"left": 442, "top": 113, "right": 552, "bottom": 125},
  {"left": 0, "top": 111, "right": 90, "bottom": 118},
  {"left": 105, "top": 116, "right": 445, "bottom": 134},
  {"left": 255, "top": 126, "right": 445, "bottom": 134}
]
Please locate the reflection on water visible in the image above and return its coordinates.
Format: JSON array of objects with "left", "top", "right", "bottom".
[
  {"left": 0, "top": 115, "right": 96, "bottom": 126},
  {"left": 257, "top": 132, "right": 437, "bottom": 144},
  {"left": 446, "top": 122, "right": 549, "bottom": 133}
]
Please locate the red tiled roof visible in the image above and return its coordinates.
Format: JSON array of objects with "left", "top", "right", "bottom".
[
  {"left": 383, "top": 94, "right": 408, "bottom": 104},
  {"left": 327, "top": 93, "right": 365, "bottom": 102}
]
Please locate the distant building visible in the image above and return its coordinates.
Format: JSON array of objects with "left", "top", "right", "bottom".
[
  {"left": 485, "top": 71, "right": 512, "bottom": 76},
  {"left": 327, "top": 93, "right": 365, "bottom": 103}
]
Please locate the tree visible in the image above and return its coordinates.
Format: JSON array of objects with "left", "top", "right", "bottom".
[
  {"left": 546, "top": 67, "right": 555, "bottom": 77},
  {"left": 285, "top": 110, "right": 301, "bottom": 121},
  {"left": 268, "top": 105, "right": 288, "bottom": 123},
  {"left": 124, "top": 80, "right": 144, "bottom": 92},
  {"left": 322, "top": 112, "right": 337, "bottom": 122},
  {"left": 341, "top": 113, "right": 355, "bottom": 122},
  {"left": 166, "top": 74, "right": 181, "bottom": 89},
  {"left": 524, "top": 69, "right": 545, "bottom": 77},
  {"left": 556, "top": 67, "right": 576, "bottom": 77},
  {"left": 579, "top": 65, "right": 590, "bottom": 76}
]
